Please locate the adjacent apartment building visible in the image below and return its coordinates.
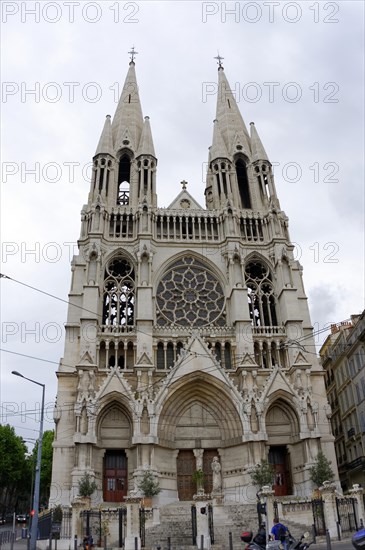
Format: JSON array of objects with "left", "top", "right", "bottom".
[{"left": 320, "top": 311, "right": 365, "bottom": 492}]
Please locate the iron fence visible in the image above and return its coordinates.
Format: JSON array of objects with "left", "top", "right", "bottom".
[
  {"left": 139, "top": 507, "right": 145, "bottom": 548},
  {"left": 191, "top": 505, "right": 197, "bottom": 545},
  {"left": 208, "top": 503, "right": 214, "bottom": 544},
  {"left": 312, "top": 498, "right": 326, "bottom": 536},
  {"left": 336, "top": 497, "right": 358, "bottom": 535}
]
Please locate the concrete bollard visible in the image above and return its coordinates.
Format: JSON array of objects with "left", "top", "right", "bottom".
[{"left": 326, "top": 529, "right": 332, "bottom": 550}]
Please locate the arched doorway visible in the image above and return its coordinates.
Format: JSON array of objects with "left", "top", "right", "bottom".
[
  {"left": 266, "top": 399, "right": 298, "bottom": 496},
  {"left": 98, "top": 403, "right": 131, "bottom": 502},
  {"left": 157, "top": 374, "right": 243, "bottom": 500}
]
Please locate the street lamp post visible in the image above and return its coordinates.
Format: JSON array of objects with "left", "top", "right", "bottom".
[{"left": 12, "top": 371, "right": 45, "bottom": 550}]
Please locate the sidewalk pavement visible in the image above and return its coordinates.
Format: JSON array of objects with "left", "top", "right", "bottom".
[
  {"left": 311, "top": 539, "right": 354, "bottom": 549},
  {"left": 8, "top": 534, "right": 356, "bottom": 550}
]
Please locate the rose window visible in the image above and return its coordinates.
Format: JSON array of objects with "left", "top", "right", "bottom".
[{"left": 156, "top": 257, "right": 225, "bottom": 327}]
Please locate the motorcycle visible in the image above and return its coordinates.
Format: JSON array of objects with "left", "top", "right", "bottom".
[{"left": 241, "top": 529, "right": 314, "bottom": 550}]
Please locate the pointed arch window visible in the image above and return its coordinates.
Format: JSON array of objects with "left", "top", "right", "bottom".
[
  {"left": 117, "top": 153, "right": 131, "bottom": 205},
  {"left": 102, "top": 257, "right": 135, "bottom": 327},
  {"left": 245, "top": 260, "right": 278, "bottom": 327},
  {"left": 236, "top": 158, "right": 251, "bottom": 209}
]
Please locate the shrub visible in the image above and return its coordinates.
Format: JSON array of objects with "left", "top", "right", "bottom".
[
  {"left": 250, "top": 459, "right": 274, "bottom": 488},
  {"left": 78, "top": 473, "right": 97, "bottom": 497},
  {"left": 137, "top": 470, "right": 161, "bottom": 497},
  {"left": 309, "top": 451, "right": 335, "bottom": 488}
]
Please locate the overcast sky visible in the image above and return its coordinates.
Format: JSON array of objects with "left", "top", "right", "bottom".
[{"left": 1, "top": 0, "right": 364, "bottom": 447}]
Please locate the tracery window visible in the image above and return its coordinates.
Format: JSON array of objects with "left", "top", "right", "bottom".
[
  {"left": 245, "top": 260, "right": 278, "bottom": 327},
  {"left": 156, "top": 256, "right": 225, "bottom": 327},
  {"left": 102, "top": 257, "right": 135, "bottom": 326}
]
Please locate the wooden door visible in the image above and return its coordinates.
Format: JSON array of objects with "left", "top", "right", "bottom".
[
  {"left": 177, "top": 450, "right": 195, "bottom": 501},
  {"left": 269, "top": 446, "right": 292, "bottom": 497},
  {"left": 103, "top": 450, "right": 128, "bottom": 502},
  {"left": 202, "top": 449, "right": 218, "bottom": 495}
]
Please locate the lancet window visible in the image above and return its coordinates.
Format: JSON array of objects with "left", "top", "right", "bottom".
[
  {"left": 102, "top": 257, "right": 135, "bottom": 327},
  {"left": 156, "top": 341, "right": 184, "bottom": 369},
  {"left": 245, "top": 260, "right": 278, "bottom": 327}
]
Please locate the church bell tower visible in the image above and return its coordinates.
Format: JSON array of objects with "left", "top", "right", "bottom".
[{"left": 50, "top": 54, "right": 337, "bottom": 509}]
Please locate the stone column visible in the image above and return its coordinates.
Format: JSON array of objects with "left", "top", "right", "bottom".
[
  {"left": 319, "top": 481, "right": 338, "bottom": 538},
  {"left": 349, "top": 484, "right": 365, "bottom": 528},
  {"left": 194, "top": 497, "right": 211, "bottom": 550},
  {"left": 71, "top": 497, "right": 91, "bottom": 542},
  {"left": 193, "top": 449, "right": 204, "bottom": 496},
  {"left": 124, "top": 496, "right": 142, "bottom": 550},
  {"left": 260, "top": 486, "right": 275, "bottom": 541}
]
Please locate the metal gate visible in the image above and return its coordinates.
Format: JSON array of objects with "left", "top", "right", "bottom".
[
  {"left": 81, "top": 510, "right": 102, "bottom": 544},
  {"left": 191, "top": 505, "right": 197, "bottom": 545},
  {"left": 118, "top": 507, "right": 127, "bottom": 547},
  {"left": 38, "top": 511, "right": 52, "bottom": 540},
  {"left": 139, "top": 506, "right": 146, "bottom": 548},
  {"left": 336, "top": 497, "right": 358, "bottom": 534},
  {"left": 312, "top": 498, "right": 326, "bottom": 536},
  {"left": 208, "top": 504, "right": 214, "bottom": 544}
]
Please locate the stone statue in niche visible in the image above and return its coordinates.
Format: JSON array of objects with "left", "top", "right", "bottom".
[
  {"left": 77, "top": 369, "right": 95, "bottom": 401},
  {"left": 211, "top": 456, "right": 222, "bottom": 493},
  {"left": 193, "top": 449, "right": 204, "bottom": 472},
  {"left": 250, "top": 404, "right": 259, "bottom": 433},
  {"left": 80, "top": 406, "right": 88, "bottom": 435}
]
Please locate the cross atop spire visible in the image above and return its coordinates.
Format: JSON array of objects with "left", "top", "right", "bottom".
[
  {"left": 181, "top": 180, "right": 188, "bottom": 190},
  {"left": 128, "top": 46, "right": 138, "bottom": 63},
  {"left": 214, "top": 52, "right": 224, "bottom": 68}
]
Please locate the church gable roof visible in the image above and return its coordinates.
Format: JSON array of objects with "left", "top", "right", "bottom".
[{"left": 167, "top": 188, "right": 204, "bottom": 211}]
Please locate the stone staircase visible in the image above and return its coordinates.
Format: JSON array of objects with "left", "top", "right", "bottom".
[{"left": 143, "top": 501, "right": 260, "bottom": 549}]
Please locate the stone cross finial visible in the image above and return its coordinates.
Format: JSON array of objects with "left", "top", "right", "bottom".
[
  {"left": 214, "top": 53, "right": 224, "bottom": 68},
  {"left": 128, "top": 46, "right": 138, "bottom": 62},
  {"left": 181, "top": 180, "right": 188, "bottom": 190}
]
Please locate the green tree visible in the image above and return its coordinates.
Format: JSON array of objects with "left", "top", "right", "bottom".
[
  {"left": 309, "top": 450, "right": 335, "bottom": 488},
  {"left": 31, "top": 430, "right": 54, "bottom": 507},
  {"left": 0, "top": 424, "right": 31, "bottom": 515},
  {"left": 250, "top": 459, "right": 275, "bottom": 488}
]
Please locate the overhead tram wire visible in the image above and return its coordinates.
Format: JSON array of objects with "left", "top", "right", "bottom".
[
  {"left": 1, "top": 272, "right": 347, "bottom": 348},
  {"left": 3, "top": 274, "right": 360, "bottom": 373},
  {"left": 0, "top": 273, "right": 103, "bottom": 320}
]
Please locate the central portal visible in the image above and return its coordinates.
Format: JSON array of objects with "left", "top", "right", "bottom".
[{"left": 177, "top": 449, "right": 218, "bottom": 500}]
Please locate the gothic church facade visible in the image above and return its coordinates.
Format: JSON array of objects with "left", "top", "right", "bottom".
[{"left": 50, "top": 59, "right": 336, "bottom": 507}]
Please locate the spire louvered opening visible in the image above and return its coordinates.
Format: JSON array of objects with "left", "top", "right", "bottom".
[
  {"left": 235, "top": 158, "right": 251, "bottom": 209},
  {"left": 117, "top": 153, "right": 131, "bottom": 205}
]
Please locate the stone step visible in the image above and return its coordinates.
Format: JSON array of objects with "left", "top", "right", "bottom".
[{"left": 144, "top": 501, "right": 259, "bottom": 549}]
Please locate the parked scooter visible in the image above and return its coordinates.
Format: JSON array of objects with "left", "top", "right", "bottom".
[{"left": 288, "top": 532, "right": 314, "bottom": 550}]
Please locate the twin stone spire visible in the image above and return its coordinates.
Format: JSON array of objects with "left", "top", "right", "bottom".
[
  {"left": 93, "top": 59, "right": 271, "bottom": 208},
  {"left": 95, "top": 61, "right": 155, "bottom": 159}
]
